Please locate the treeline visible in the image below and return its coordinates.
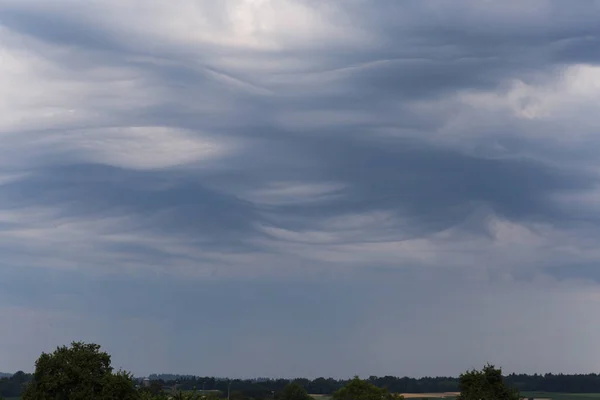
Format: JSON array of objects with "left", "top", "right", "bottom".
[
  {"left": 142, "top": 373, "right": 600, "bottom": 396},
  {"left": 142, "top": 376, "right": 457, "bottom": 396},
  {"left": 504, "top": 373, "right": 600, "bottom": 393},
  {"left": 7, "top": 366, "right": 600, "bottom": 398},
  {"left": 0, "top": 371, "right": 31, "bottom": 398}
]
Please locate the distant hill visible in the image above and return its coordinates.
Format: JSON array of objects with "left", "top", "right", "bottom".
[{"left": 0, "top": 372, "right": 11, "bottom": 378}]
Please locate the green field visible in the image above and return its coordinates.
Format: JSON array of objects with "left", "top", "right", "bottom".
[
  {"left": 397, "top": 394, "right": 600, "bottom": 400},
  {"left": 310, "top": 395, "right": 332, "bottom": 400},
  {"left": 521, "top": 392, "right": 600, "bottom": 400},
  {"left": 311, "top": 393, "right": 600, "bottom": 400}
]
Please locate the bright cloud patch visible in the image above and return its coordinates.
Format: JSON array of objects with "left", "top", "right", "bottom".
[
  {"left": 459, "top": 64, "right": 600, "bottom": 121},
  {"left": 53, "top": 126, "right": 227, "bottom": 170}
]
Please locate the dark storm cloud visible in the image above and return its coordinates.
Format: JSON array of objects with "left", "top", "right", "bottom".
[
  {"left": 0, "top": 8, "right": 121, "bottom": 51},
  {"left": 0, "top": 164, "right": 262, "bottom": 245},
  {"left": 0, "top": 144, "right": 578, "bottom": 247},
  {"left": 268, "top": 136, "right": 594, "bottom": 223}
]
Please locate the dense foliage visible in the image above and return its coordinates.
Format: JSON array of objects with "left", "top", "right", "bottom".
[
  {"left": 280, "top": 382, "right": 312, "bottom": 400},
  {"left": 0, "top": 371, "right": 29, "bottom": 398},
  {"left": 21, "top": 341, "right": 138, "bottom": 400},
  {"left": 332, "top": 377, "right": 402, "bottom": 400},
  {"left": 457, "top": 364, "right": 519, "bottom": 400}
]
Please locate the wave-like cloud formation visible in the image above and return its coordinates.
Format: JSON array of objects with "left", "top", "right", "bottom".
[{"left": 2, "top": 0, "right": 600, "bottom": 377}]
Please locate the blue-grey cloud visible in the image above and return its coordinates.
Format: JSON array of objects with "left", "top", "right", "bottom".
[{"left": 2, "top": 0, "right": 600, "bottom": 378}]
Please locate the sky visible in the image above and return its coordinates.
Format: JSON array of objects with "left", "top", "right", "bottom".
[{"left": 2, "top": 0, "right": 600, "bottom": 379}]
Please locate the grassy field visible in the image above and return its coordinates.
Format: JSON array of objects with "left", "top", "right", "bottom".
[
  {"left": 310, "top": 395, "right": 332, "bottom": 400},
  {"left": 397, "top": 393, "right": 600, "bottom": 400},
  {"left": 400, "top": 393, "right": 458, "bottom": 399},
  {"left": 520, "top": 392, "right": 600, "bottom": 400},
  {"left": 311, "top": 394, "right": 458, "bottom": 400},
  {"left": 312, "top": 392, "right": 600, "bottom": 400},
  {"left": 8, "top": 392, "right": 600, "bottom": 400}
]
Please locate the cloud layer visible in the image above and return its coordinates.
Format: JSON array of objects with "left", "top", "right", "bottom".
[{"left": 1, "top": 0, "right": 600, "bottom": 377}]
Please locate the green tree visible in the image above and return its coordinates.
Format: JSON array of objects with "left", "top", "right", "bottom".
[
  {"left": 333, "top": 377, "right": 402, "bottom": 400},
  {"left": 142, "top": 380, "right": 165, "bottom": 395},
  {"left": 279, "top": 382, "right": 312, "bottom": 400},
  {"left": 457, "top": 364, "right": 520, "bottom": 400},
  {"left": 171, "top": 390, "right": 210, "bottom": 400},
  {"left": 102, "top": 370, "right": 140, "bottom": 400},
  {"left": 22, "top": 341, "right": 139, "bottom": 400},
  {"left": 139, "top": 390, "right": 167, "bottom": 400},
  {"left": 230, "top": 390, "right": 245, "bottom": 400}
]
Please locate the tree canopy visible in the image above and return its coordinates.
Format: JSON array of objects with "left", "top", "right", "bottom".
[
  {"left": 332, "top": 376, "right": 402, "bottom": 400},
  {"left": 280, "top": 382, "right": 312, "bottom": 400},
  {"left": 457, "top": 364, "right": 520, "bottom": 400},
  {"left": 22, "top": 341, "right": 138, "bottom": 400}
]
